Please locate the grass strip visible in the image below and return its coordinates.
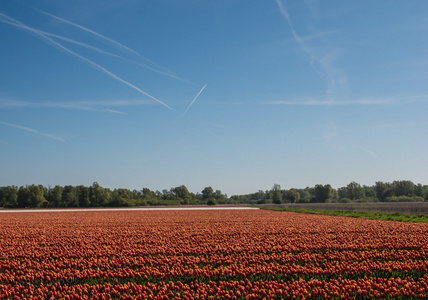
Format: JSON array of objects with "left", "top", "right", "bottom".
[{"left": 260, "top": 207, "right": 428, "bottom": 223}]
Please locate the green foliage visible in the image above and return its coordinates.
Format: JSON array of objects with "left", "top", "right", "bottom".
[
  {"left": 385, "top": 195, "right": 424, "bottom": 202},
  {"left": 392, "top": 180, "right": 415, "bottom": 197},
  {"left": 77, "top": 185, "right": 91, "bottom": 207},
  {"left": 262, "top": 207, "right": 428, "bottom": 223},
  {"left": 355, "top": 197, "right": 378, "bottom": 203},
  {"left": 375, "top": 181, "right": 393, "bottom": 202},
  {"left": 312, "top": 184, "right": 334, "bottom": 203},
  {"left": 336, "top": 197, "right": 352, "bottom": 203},
  {"left": 346, "top": 181, "right": 365, "bottom": 200},
  {"left": 271, "top": 184, "right": 282, "bottom": 204},
  {"left": 110, "top": 188, "right": 135, "bottom": 207},
  {"left": 150, "top": 199, "right": 182, "bottom": 206},
  {"left": 2, "top": 179, "right": 427, "bottom": 209},
  {"left": 414, "top": 184, "right": 428, "bottom": 199},
  {"left": 284, "top": 189, "right": 300, "bottom": 203},
  {"left": 28, "top": 184, "right": 47, "bottom": 207},
  {"left": 0, "top": 186, "right": 18, "bottom": 208},
  {"left": 297, "top": 189, "right": 311, "bottom": 203},
  {"left": 90, "top": 182, "right": 111, "bottom": 207},
  {"left": 48, "top": 185, "right": 63, "bottom": 207},
  {"left": 17, "top": 186, "right": 30, "bottom": 208},
  {"left": 214, "top": 189, "right": 225, "bottom": 202},
  {"left": 62, "top": 185, "right": 78, "bottom": 207},
  {"left": 364, "top": 185, "right": 377, "bottom": 198},
  {"left": 201, "top": 186, "right": 214, "bottom": 200},
  {"left": 207, "top": 198, "right": 217, "bottom": 206},
  {"left": 172, "top": 185, "right": 191, "bottom": 205}
]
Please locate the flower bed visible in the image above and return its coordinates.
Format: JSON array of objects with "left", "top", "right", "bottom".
[{"left": 1, "top": 209, "right": 427, "bottom": 299}]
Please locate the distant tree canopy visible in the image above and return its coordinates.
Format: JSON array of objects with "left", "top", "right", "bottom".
[
  {"left": 313, "top": 184, "right": 335, "bottom": 203},
  {"left": 271, "top": 184, "right": 282, "bottom": 204},
  {"left": 0, "top": 180, "right": 427, "bottom": 209},
  {"left": 0, "top": 183, "right": 230, "bottom": 208},
  {"left": 229, "top": 180, "right": 427, "bottom": 205}
]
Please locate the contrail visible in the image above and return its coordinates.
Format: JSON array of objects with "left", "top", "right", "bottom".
[
  {"left": 36, "top": 9, "right": 175, "bottom": 75},
  {"left": 31, "top": 29, "right": 190, "bottom": 82},
  {"left": 0, "top": 121, "right": 65, "bottom": 142},
  {"left": 0, "top": 98, "right": 154, "bottom": 113},
  {"left": 275, "top": 0, "right": 347, "bottom": 96},
  {"left": 0, "top": 13, "right": 173, "bottom": 110},
  {"left": 182, "top": 84, "right": 207, "bottom": 117},
  {"left": 275, "top": 0, "right": 316, "bottom": 67},
  {"left": 266, "top": 98, "right": 391, "bottom": 106},
  {"left": 1, "top": 11, "right": 188, "bottom": 82},
  {"left": 130, "top": 60, "right": 191, "bottom": 83},
  {"left": 40, "top": 30, "right": 123, "bottom": 59}
]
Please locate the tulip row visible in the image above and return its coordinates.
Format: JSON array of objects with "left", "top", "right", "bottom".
[
  {"left": 1, "top": 209, "right": 428, "bottom": 299},
  {"left": 1, "top": 277, "right": 428, "bottom": 299},
  {"left": 1, "top": 255, "right": 428, "bottom": 286}
]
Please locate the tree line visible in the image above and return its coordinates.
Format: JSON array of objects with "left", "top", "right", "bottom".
[
  {"left": 231, "top": 180, "right": 428, "bottom": 204},
  {"left": 0, "top": 180, "right": 427, "bottom": 208},
  {"left": 0, "top": 183, "right": 229, "bottom": 208}
]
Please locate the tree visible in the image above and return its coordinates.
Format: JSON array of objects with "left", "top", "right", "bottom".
[
  {"left": 161, "top": 189, "right": 172, "bottom": 200},
  {"left": 271, "top": 184, "right": 282, "bottom": 204},
  {"left": 28, "top": 184, "right": 47, "bottom": 207},
  {"left": 48, "top": 185, "right": 63, "bottom": 207},
  {"left": 62, "top": 185, "right": 78, "bottom": 207},
  {"left": 346, "top": 182, "right": 365, "bottom": 200},
  {"left": 313, "top": 184, "right": 334, "bottom": 203},
  {"left": 17, "top": 186, "right": 30, "bottom": 208},
  {"left": 207, "top": 198, "right": 217, "bottom": 206},
  {"left": 111, "top": 188, "right": 133, "bottom": 207},
  {"left": 0, "top": 186, "right": 18, "bottom": 208},
  {"left": 201, "top": 187, "right": 214, "bottom": 201},
  {"left": 77, "top": 185, "right": 91, "bottom": 207},
  {"left": 142, "top": 188, "right": 156, "bottom": 202},
  {"left": 173, "top": 185, "right": 191, "bottom": 205},
  {"left": 254, "top": 190, "right": 266, "bottom": 201},
  {"left": 214, "top": 190, "right": 226, "bottom": 202},
  {"left": 297, "top": 189, "right": 311, "bottom": 203},
  {"left": 414, "top": 184, "right": 427, "bottom": 200},
  {"left": 337, "top": 187, "right": 348, "bottom": 200},
  {"left": 363, "top": 185, "right": 377, "bottom": 198},
  {"left": 374, "top": 181, "right": 392, "bottom": 202},
  {"left": 392, "top": 180, "right": 415, "bottom": 197},
  {"left": 90, "top": 182, "right": 111, "bottom": 207},
  {"left": 188, "top": 192, "right": 198, "bottom": 204},
  {"left": 284, "top": 189, "right": 300, "bottom": 203}
]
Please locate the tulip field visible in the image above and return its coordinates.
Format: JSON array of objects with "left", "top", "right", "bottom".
[{"left": 1, "top": 208, "right": 428, "bottom": 299}]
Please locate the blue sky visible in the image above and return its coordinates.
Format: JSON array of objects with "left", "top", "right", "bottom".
[{"left": 1, "top": 0, "right": 427, "bottom": 196}]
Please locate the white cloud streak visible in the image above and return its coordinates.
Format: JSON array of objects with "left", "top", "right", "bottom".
[
  {"left": 266, "top": 93, "right": 428, "bottom": 106},
  {"left": 36, "top": 9, "right": 175, "bottom": 76},
  {"left": 0, "top": 13, "right": 173, "bottom": 110},
  {"left": 182, "top": 84, "right": 207, "bottom": 117},
  {"left": 275, "top": 0, "right": 316, "bottom": 64},
  {"left": 0, "top": 121, "right": 65, "bottom": 142},
  {"left": 0, "top": 98, "right": 160, "bottom": 113},
  {"left": 39, "top": 30, "right": 124, "bottom": 59},
  {"left": 23, "top": 26, "right": 189, "bottom": 82},
  {"left": 267, "top": 98, "right": 391, "bottom": 106},
  {"left": 40, "top": 29, "right": 189, "bottom": 83},
  {"left": 275, "top": 0, "right": 348, "bottom": 96}
]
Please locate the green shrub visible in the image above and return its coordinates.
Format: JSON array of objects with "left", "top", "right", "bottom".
[
  {"left": 337, "top": 198, "right": 352, "bottom": 203},
  {"left": 207, "top": 199, "right": 217, "bottom": 206},
  {"left": 386, "top": 196, "right": 424, "bottom": 202},
  {"left": 356, "top": 197, "right": 378, "bottom": 203}
]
